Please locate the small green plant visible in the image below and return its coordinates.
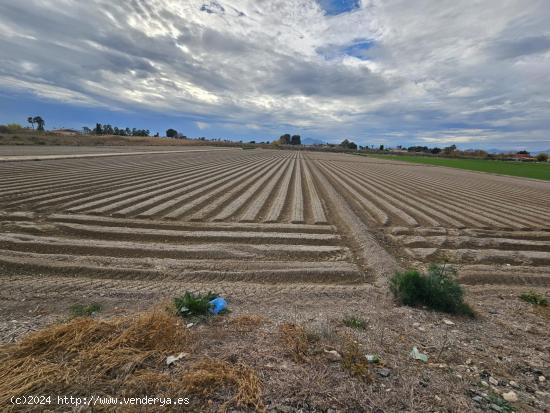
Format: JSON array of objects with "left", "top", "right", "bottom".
[
  {"left": 343, "top": 315, "right": 367, "bottom": 330},
  {"left": 174, "top": 291, "right": 219, "bottom": 317},
  {"left": 390, "top": 264, "right": 474, "bottom": 316},
  {"left": 487, "top": 392, "right": 513, "bottom": 412},
  {"left": 519, "top": 291, "right": 548, "bottom": 306},
  {"left": 70, "top": 303, "right": 101, "bottom": 317}
]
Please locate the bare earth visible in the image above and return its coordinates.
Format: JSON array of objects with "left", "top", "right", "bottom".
[{"left": 0, "top": 147, "right": 548, "bottom": 412}]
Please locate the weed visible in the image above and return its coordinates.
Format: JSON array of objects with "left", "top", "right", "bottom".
[
  {"left": 519, "top": 291, "right": 548, "bottom": 306},
  {"left": 174, "top": 291, "right": 219, "bottom": 318},
  {"left": 70, "top": 303, "right": 101, "bottom": 317},
  {"left": 279, "top": 323, "right": 315, "bottom": 362},
  {"left": 341, "top": 339, "right": 372, "bottom": 382},
  {"left": 390, "top": 264, "right": 474, "bottom": 316},
  {"left": 487, "top": 392, "right": 513, "bottom": 412},
  {"left": 343, "top": 315, "right": 367, "bottom": 330}
]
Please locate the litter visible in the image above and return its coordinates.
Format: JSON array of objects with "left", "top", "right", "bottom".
[
  {"left": 365, "top": 354, "right": 380, "bottom": 363},
  {"left": 209, "top": 297, "right": 227, "bottom": 315},
  {"left": 166, "top": 352, "right": 188, "bottom": 366},
  {"left": 410, "top": 346, "right": 428, "bottom": 363}
]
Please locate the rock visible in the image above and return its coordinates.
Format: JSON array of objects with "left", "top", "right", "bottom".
[
  {"left": 442, "top": 318, "right": 455, "bottom": 326},
  {"left": 539, "top": 375, "right": 546, "bottom": 383},
  {"left": 481, "top": 380, "right": 489, "bottom": 387},
  {"left": 502, "top": 391, "right": 518, "bottom": 402},
  {"left": 472, "top": 396, "right": 484, "bottom": 404},
  {"left": 377, "top": 368, "right": 391, "bottom": 378},
  {"left": 324, "top": 349, "right": 342, "bottom": 362},
  {"left": 434, "top": 395, "right": 441, "bottom": 402},
  {"left": 489, "top": 376, "right": 499, "bottom": 386},
  {"left": 466, "top": 358, "right": 472, "bottom": 365},
  {"left": 186, "top": 322, "right": 194, "bottom": 328},
  {"left": 509, "top": 380, "right": 519, "bottom": 389}
]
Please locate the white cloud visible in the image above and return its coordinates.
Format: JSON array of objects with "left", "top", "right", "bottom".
[{"left": 0, "top": 0, "right": 549, "bottom": 149}]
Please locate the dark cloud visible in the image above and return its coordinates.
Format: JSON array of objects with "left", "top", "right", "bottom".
[{"left": 490, "top": 35, "right": 550, "bottom": 59}]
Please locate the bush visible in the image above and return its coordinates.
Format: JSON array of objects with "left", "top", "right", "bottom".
[
  {"left": 536, "top": 152, "right": 548, "bottom": 162},
  {"left": 390, "top": 264, "right": 474, "bottom": 316},
  {"left": 174, "top": 291, "right": 219, "bottom": 317},
  {"left": 70, "top": 303, "right": 101, "bottom": 317},
  {"left": 343, "top": 315, "right": 367, "bottom": 330},
  {"left": 519, "top": 291, "right": 548, "bottom": 306}
]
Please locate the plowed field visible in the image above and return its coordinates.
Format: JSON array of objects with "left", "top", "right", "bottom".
[{"left": 1, "top": 148, "right": 549, "bottom": 292}]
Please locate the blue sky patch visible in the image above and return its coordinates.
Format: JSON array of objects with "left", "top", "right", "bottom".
[
  {"left": 343, "top": 40, "right": 375, "bottom": 59},
  {"left": 317, "top": 0, "right": 361, "bottom": 16}
]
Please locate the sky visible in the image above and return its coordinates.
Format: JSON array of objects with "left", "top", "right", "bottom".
[{"left": 0, "top": 0, "right": 549, "bottom": 150}]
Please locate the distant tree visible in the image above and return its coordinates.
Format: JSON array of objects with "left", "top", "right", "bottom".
[
  {"left": 291, "top": 135, "right": 301, "bottom": 145},
  {"left": 249, "top": 140, "right": 256, "bottom": 144},
  {"left": 33, "top": 116, "right": 45, "bottom": 131},
  {"left": 431, "top": 147, "right": 441, "bottom": 154},
  {"left": 517, "top": 150, "right": 530, "bottom": 155},
  {"left": 339, "top": 139, "right": 357, "bottom": 150},
  {"left": 94, "top": 123, "right": 103, "bottom": 135},
  {"left": 27, "top": 116, "right": 35, "bottom": 129},
  {"left": 443, "top": 144, "right": 457, "bottom": 154},
  {"left": 82, "top": 126, "right": 91, "bottom": 134},
  {"left": 154, "top": 132, "right": 160, "bottom": 137},
  {"left": 166, "top": 128, "right": 178, "bottom": 138},
  {"left": 279, "top": 134, "right": 291, "bottom": 145},
  {"left": 379, "top": 144, "right": 384, "bottom": 151},
  {"left": 536, "top": 152, "right": 548, "bottom": 162}
]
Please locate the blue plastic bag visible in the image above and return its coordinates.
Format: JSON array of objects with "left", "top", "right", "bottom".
[{"left": 208, "top": 297, "right": 227, "bottom": 314}]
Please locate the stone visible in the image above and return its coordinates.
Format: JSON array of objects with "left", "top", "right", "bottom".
[
  {"left": 472, "top": 396, "right": 484, "bottom": 403},
  {"left": 481, "top": 380, "right": 489, "bottom": 387},
  {"left": 539, "top": 375, "right": 546, "bottom": 383},
  {"left": 324, "top": 349, "right": 342, "bottom": 362},
  {"left": 489, "top": 376, "right": 499, "bottom": 386},
  {"left": 502, "top": 391, "right": 518, "bottom": 402},
  {"left": 442, "top": 318, "right": 455, "bottom": 326},
  {"left": 377, "top": 368, "right": 391, "bottom": 378},
  {"left": 509, "top": 380, "right": 519, "bottom": 389}
]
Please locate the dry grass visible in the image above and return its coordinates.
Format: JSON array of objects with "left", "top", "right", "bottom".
[
  {"left": 181, "top": 358, "right": 263, "bottom": 411},
  {"left": 340, "top": 337, "right": 372, "bottom": 382},
  {"left": 278, "top": 322, "right": 315, "bottom": 363},
  {"left": 0, "top": 309, "right": 264, "bottom": 412},
  {"left": 229, "top": 314, "right": 265, "bottom": 333}
]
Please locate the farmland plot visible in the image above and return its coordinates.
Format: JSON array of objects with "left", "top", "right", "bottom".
[
  {"left": 308, "top": 152, "right": 550, "bottom": 286},
  {"left": 0, "top": 149, "right": 358, "bottom": 286},
  {"left": 0, "top": 148, "right": 549, "bottom": 288}
]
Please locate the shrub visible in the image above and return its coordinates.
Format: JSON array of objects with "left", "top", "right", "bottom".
[
  {"left": 174, "top": 291, "right": 219, "bottom": 317},
  {"left": 70, "top": 303, "right": 101, "bottom": 317},
  {"left": 390, "top": 264, "right": 474, "bottom": 316},
  {"left": 519, "top": 291, "right": 548, "bottom": 306},
  {"left": 343, "top": 315, "right": 367, "bottom": 330},
  {"left": 536, "top": 152, "right": 548, "bottom": 162}
]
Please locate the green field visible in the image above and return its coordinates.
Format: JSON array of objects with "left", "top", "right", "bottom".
[{"left": 364, "top": 154, "right": 550, "bottom": 181}]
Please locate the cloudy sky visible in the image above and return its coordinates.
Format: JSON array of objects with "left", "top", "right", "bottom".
[{"left": 1, "top": 0, "right": 549, "bottom": 150}]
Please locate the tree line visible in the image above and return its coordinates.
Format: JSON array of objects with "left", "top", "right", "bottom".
[
  {"left": 84, "top": 124, "right": 152, "bottom": 137},
  {"left": 277, "top": 134, "right": 301, "bottom": 145}
]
